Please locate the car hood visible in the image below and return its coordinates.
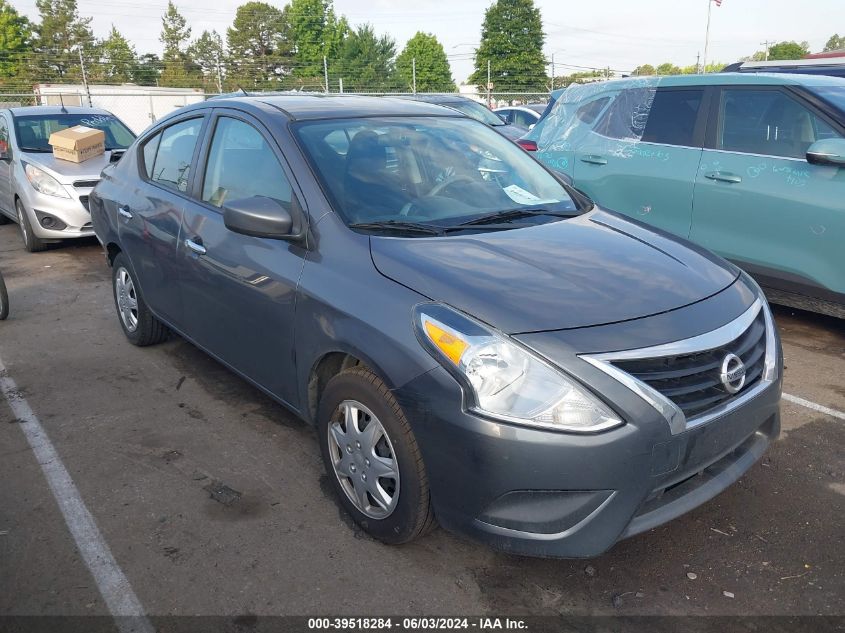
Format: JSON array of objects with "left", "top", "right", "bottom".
[
  {"left": 20, "top": 150, "right": 121, "bottom": 184},
  {"left": 370, "top": 208, "right": 740, "bottom": 334}
]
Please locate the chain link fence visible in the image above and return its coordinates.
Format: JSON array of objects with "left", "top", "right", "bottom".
[{"left": 0, "top": 87, "right": 553, "bottom": 134}]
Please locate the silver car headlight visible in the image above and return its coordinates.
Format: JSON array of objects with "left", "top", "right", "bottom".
[
  {"left": 24, "top": 163, "right": 70, "bottom": 198},
  {"left": 415, "top": 304, "right": 622, "bottom": 432}
]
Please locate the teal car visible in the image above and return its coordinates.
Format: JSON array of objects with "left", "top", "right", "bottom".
[{"left": 526, "top": 74, "right": 845, "bottom": 318}]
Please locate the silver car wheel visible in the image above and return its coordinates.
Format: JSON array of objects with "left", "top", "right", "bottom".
[
  {"left": 16, "top": 201, "right": 28, "bottom": 244},
  {"left": 328, "top": 400, "right": 400, "bottom": 519},
  {"left": 114, "top": 267, "right": 139, "bottom": 333}
]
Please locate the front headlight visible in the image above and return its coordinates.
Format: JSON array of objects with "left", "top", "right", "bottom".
[
  {"left": 415, "top": 304, "right": 622, "bottom": 432},
  {"left": 24, "top": 163, "right": 70, "bottom": 198}
]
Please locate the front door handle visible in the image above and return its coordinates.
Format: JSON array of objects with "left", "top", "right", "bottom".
[
  {"left": 118, "top": 205, "right": 133, "bottom": 219},
  {"left": 580, "top": 154, "right": 608, "bottom": 165},
  {"left": 184, "top": 238, "right": 207, "bottom": 256},
  {"left": 705, "top": 171, "right": 742, "bottom": 184}
]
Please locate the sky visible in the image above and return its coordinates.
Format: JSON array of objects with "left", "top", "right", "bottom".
[{"left": 14, "top": 0, "right": 844, "bottom": 83}]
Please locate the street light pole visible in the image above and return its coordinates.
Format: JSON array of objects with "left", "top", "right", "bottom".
[{"left": 487, "top": 59, "right": 491, "bottom": 108}]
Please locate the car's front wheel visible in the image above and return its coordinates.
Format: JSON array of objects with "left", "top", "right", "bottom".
[
  {"left": 318, "top": 366, "right": 436, "bottom": 544},
  {"left": 16, "top": 199, "right": 46, "bottom": 252},
  {"left": 0, "top": 271, "right": 8, "bottom": 321},
  {"left": 111, "top": 253, "right": 168, "bottom": 346}
]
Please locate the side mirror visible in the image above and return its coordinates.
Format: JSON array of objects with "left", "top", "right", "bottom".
[
  {"left": 806, "top": 138, "right": 845, "bottom": 167},
  {"left": 223, "top": 196, "right": 305, "bottom": 241}
]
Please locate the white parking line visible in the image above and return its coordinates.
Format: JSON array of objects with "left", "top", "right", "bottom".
[
  {"left": 0, "top": 356, "right": 154, "bottom": 633},
  {"left": 783, "top": 392, "right": 845, "bottom": 422}
]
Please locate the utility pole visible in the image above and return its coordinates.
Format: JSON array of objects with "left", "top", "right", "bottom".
[
  {"left": 696, "top": 51, "right": 701, "bottom": 74},
  {"left": 323, "top": 56, "right": 329, "bottom": 93},
  {"left": 215, "top": 51, "right": 223, "bottom": 94},
  {"left": 339, "top": 78, "right": 343, "bottom": 94},
  {"left": 412, "top": 57, "right": 417, "bottom": 95},
  {"left": 550, "top": 53, "right": 555, "bottom": 90},
  {"left": 78, "top": 48, "right": 92, "bottom": 107},
  {"left": 760, "top": 40, "right": 773, "bottom": 61},
  {"left": 486, "top": 59, "right": 491, "bottom": 108}
]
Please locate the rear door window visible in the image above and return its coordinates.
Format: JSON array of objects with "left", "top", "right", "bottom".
[
  {"left": 146, "top": 118, "right": 203, "bottom": 193},
  {"left": 718, "top": 88, "right": 842, "bottom": 159},
  {"left": 641, "top": 88, "right": 704, "bottom": 147}
]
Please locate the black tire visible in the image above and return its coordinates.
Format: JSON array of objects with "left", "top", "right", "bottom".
[
  {"left": 16, "top": 199, "right": 47, "bottom": 252},
  {"left": 318, "top": 366, "right": 436, "bottom": 544},
  {"left": 0, "top": 272, "right": 8, "bottom": 321},
  {"left": 111, "top": 253, "right": 168, "bottom": 346}
]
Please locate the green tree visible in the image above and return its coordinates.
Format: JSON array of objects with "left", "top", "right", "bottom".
[
  {"left": 288, "top": 0, "right": 348, "bottom": 81},
  {"left": 33, "top": 0, "right": 96, "bottom": 82},
  {"left": 655, "top": 62, "right": 681, "bottom": 75},
  {"left": 767, "top": 40, "right": 810, "bottom": 61},
  {"left": 0, "top": 0, "right": 34, "bottom": 88},
  {"left": 226, "top": 1, "right": 291, "bottom": 89},
  {"left": 633, "top": 64, "right": 655, "bottom": 76},
  {"left": 188, "top": 30, "right": 225, "bottom": 92},
  {"left": 468, "top": 0, "right": 546, "bottom": 92},
  {"left": 823, "top": 33, "right": 845, "bottom": 52},
  {"left": 334, "top": 24, "right": 395, "bottom": 91},
  {"left": 99, "top": 25, "right": 136, "bottom": 84},
  {"left": 396, "top": 32, "right": 454, "bottom": 92},
  {"left": 159, "top": 1, "right": 199, "bottom": 86},
  {"left": 134, "top": 53, "right": 161, "bottom": 86}
]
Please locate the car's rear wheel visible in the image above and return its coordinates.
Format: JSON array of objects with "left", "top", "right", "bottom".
[
  {"left": 111, "top": 253, "right": 168, "bottom": 346},
  {"left": 0, "top": 271, "right": 8, "bottom": 321},
  {"left": 318, "top": 366, "right": 436, "bottom": 544},
  {"left": 16, "top": 199, "right": 47, "bottom": 252}
]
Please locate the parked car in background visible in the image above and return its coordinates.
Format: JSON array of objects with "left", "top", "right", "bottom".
[
  {"left": 494, "top": 103, "right": 547, "bottom": 129},
  {"left": 526, "top": 73, "right": 845, "bottom": 319},
  {"left": 722, "top": 56, "right": 845, "bottom": 79},
  {"left": 91, "top": 94, "right": 781, "bottom": 558},
  {"left": 0, "top": 106, "right": 136, "bottom": 252},
  {"left": 396, "top": 94, "right": 528, "bottom": 140}
]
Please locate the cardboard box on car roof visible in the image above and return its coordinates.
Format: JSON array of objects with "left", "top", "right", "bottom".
[{"left": 48, "top": 126, "right": 105, "bottom": 163}]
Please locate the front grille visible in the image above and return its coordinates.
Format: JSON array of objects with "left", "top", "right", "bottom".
[
  {"left": 73, "top": 179, "right": 99, "bottom": 189},
  {"left": 612, "top": 311, "right": 766, "bottom": 419},
  {"left": 79, "top": 195, "right": 90, "bottom": 211}
]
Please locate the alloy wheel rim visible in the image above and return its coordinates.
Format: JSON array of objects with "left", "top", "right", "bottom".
[
  {"left": 115, "top": 267, "right": 139, "bottom": 332},
  {"left": 16, "top": 203, "right": 28, "bottom": 243},
  {"left": 328, "top": 400, "right": 400, "bottom": 519}
]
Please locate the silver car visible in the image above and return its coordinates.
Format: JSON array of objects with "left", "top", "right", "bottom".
[{"left": 0, "top": 106, "right": 136, "bottom": 252}]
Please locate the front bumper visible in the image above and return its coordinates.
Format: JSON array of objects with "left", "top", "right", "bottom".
[
  {"left": 394, "top": 364, "right": 781, "bottom": 558},
  {"left": 18, "top": 183, "right": 95, "bottom": 240}
]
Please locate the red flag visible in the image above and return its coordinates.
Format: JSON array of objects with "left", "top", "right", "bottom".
[{"left": 714, "top": 0, "right": 722, "bottom": 5}]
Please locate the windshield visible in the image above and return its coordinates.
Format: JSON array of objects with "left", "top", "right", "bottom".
[
  {"left": 295, "top": 116, "right": 577, "bottom": 232},
  {"left": 13, "top": 113, "right": 136, "bottom": 152},
  {"left": 444, "top": 101, "right": 506, "bottom": 126},
  {"left": 811, "top": 86, "right": 845, "bottom": 116}
]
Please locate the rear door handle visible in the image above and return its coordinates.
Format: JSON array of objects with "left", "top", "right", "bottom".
[
  {"left": 705, "top": 171, "right": 742, "bottom": 184},
  {"left": 580, "top": 154, "right": 608, "bottom": 165},
  {"left": 184, "top": 238, "right": 206, "bottom": 256},
  {"left": 118, "top": 205, "right": 133, "bottom": 219}
]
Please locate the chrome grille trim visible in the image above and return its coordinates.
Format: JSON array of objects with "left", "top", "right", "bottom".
[{"left": 582, "top": 299, "right": 778, "bottom": 435}]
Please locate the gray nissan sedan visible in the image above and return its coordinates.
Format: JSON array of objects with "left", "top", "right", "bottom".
[{"left": 90, "top": 95, "right": 782, "bottom": 558}]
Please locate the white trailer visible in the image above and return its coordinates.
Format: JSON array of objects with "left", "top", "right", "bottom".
[{"left": 34, "top": 84, "right": 206, "bottom": 134}]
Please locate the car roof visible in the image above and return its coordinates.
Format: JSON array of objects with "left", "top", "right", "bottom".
[
  {"left": 587, "top": 72, "right": 845, "bottom": 90},
  {"left": 4, "top": 105, "right": 115, "bottom": 116},
  {"left": 396, "top": 93, "right": 471, "bottom": 105},
  {"left": 161, "top": 93, "right": 464, "bottom": 124}
]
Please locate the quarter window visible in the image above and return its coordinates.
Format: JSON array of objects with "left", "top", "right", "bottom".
[
  {"left": 718, "top": 89, "right": 842, "bottom": 159},
  {"left": 201, "top": 117, "right": 292, "bottom": 208},
  {"left": 575, "top": 97, "right": 611, "bottom": 125},
  {"left": 145, "top": 118, "right": 203, "bottom": 193}
]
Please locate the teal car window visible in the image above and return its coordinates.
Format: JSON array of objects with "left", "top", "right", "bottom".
[
  {"left": 719, "top": 89, "right": 842, "bottom": 159},
  {"left": 575, "top": 97, "right": 611, "bottom": 125},
  {"left": 594, "top": 88, "right": 656, "bottom": 140},
  {"left": 641, "top": 89, "right": 704, "bottom": 147}
]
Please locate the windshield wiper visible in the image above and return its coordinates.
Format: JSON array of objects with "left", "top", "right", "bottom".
[
  {"left": 18, "top": 147, "right": 51, "bottom": 153},
  {"left": 349, "top": 220, "right": 445, "bottom": 236},
  {"left": 458, "top": 208, "right": 577, "bottom": 226}
]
